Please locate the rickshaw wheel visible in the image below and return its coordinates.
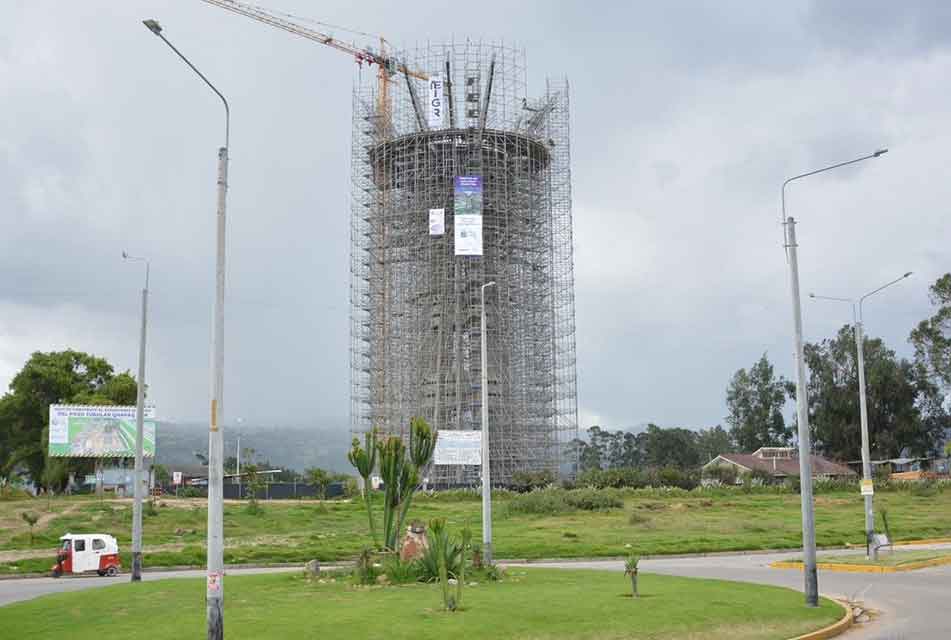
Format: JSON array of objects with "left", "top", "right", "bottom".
[{"left": 105, "top": 566, "right": 119, "bottom": 577}]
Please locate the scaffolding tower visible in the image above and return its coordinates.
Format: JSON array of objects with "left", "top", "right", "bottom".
[{"left": 350, "top": 41, "right": 577, "bottom": 486}]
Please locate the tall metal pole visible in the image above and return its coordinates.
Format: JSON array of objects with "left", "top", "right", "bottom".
[
  {"left": 853, "top": 316, "right": 874, "bottom": 554},
  {"left": 810, "top": 271, "right": 910, "bottom": 559},
  {"left": 480, "top": 281, "right": 496, "bottom": 564},
  {"left": 783, "top": 217, "right": 819, "bottom": 606},
  {"left": 780, "top": 148, "right": 886, "bottom": 607},
  {"left": 124, "top": 252, "right": 149, "bottom": 582},
  {"left": 143, "top": 19, "right": 229, "bottom": 639}
]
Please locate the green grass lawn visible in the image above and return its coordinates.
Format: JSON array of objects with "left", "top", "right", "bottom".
[
  {"left": 0, "top": 569, "right": 842, "bottom": 640},
  {"left": 2, "top": 488, "right": 950, "bottom": 574},
  {"left": 818, "top": 549, "right": 951, "bottom": 567}
]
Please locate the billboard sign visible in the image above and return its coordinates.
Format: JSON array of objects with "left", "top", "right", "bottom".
[
  {"left": 429, "top": 208, "right": 445, "bottom": 235},
  {"left": 427, "top": 74, "right": 445, "bottom": 128},
  {"left": 454, "top": 176, "right": 483, "bottom": 256},
  {"left": 433, "top": 430, "right": 482, "bottom": 466},
  {"left": 48, "top": 405, "right": 156, "bottom": 458}
]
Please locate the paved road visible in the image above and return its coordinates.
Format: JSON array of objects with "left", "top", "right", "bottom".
[
  {"left": 507, "top": 544, "right": 951, "bottom": 639},
  {"left": 2, "top": 546, "right": 947, "bottom": 638}
]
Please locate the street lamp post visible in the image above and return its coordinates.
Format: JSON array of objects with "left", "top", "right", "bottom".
[
  {"left": 780, "top": 148, "right": 887, "bottom": 607},
  {"left": 143, "top": 19, "right": 230, "bottom": 640},
  {"left": 810, "top": 271, "right": 912, "bottom": 558},
  {"left": 123, "top": 252, "right": 149, "bottom": 582},
  {"left": 480, "top": 281, "right": 496, "bottom": 564}
]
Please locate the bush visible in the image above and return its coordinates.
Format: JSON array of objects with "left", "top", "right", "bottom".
[
  {"left": 579, "top": 466, "right": 699, "bottom": 490},
  {"left": 785, "top": 474, "right": 801, "bottom": 494},
  {"left": 510, "top": 470, "right": 556, "bottom": 493},
  {"left": 414, "top": 532, "right": 463, "bottom": 582},
  {"left": 564, "top": 488, "right": 623, "bottom": 511},
  {"left": 383, "top": 556, "right": 421, "bottom": 584},
  {"left": 506, "top": 487, "right": 622, "bottom": 515},
  {"left": 352, "top": 548, "right": 382, "bottom": 585},
  {"left": 702, "top": 465, "right": 738, "bottom": 486}
]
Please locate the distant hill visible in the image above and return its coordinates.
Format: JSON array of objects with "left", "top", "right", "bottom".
[{"left": 155, "top": 420, "right": 351, "bottom": 473}]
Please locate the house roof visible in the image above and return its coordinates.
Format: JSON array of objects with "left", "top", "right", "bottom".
[{"left": 710, "top": 453, "right": 856, "bottom": 477}]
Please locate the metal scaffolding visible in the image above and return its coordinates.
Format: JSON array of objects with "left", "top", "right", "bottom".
[{"left": 350, "top": 41, "right": 578, "bottom": 485}]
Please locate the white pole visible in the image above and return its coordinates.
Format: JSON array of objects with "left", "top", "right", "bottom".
[
  {"left": 236, "top": 435, "right": 241, "bottom": 499},
  {"left": 853, "top": 317, "right": 876, "bottom": 557},
  {"left": 784, "top": 217, "right": 819, "bottom": 606},
  {"left": 207, "top": 144, "right": 228, "bottom": 638},
  {"left": 480, "top": 281, "right": 495, "bottom": 564},
  {"left": 131, "top": 261, "right": 149, "bottom": 582}
]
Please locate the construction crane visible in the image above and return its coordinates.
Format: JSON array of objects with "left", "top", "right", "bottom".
[{"left": 199, "top": 0, "right": 428, "bottom": 134}]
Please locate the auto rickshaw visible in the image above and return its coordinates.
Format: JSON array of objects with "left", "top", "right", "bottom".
[{"left": 51, "top": 533, "right": 121, "bottom": 577}]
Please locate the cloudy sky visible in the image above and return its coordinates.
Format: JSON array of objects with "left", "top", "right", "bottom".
[{"left": 2, "top": 1, "right": 948, "bottom": 435}]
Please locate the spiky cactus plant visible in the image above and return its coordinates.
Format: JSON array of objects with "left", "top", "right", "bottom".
[{"left": 347, "top": 431, "right": 379, "bottom": 549}]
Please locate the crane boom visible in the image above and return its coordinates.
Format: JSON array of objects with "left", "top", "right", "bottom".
[{"left": 200, "top": 0, "right": 429, "bottom": 135}]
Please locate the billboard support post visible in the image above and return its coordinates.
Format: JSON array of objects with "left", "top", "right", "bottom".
[{"left": 124, "top": 252, "right": 150, "bottom": 582}]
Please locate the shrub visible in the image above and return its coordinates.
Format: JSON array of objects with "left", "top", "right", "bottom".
[
  {"left": 383, "top": 556, "right": 420, "bottom": 584},
  {"left": 506, "top": 487, "right": 622, "bottom": 515},
  {"left": 414, "top": 529, "right": 463, "bottom": 582},
  {"left": 352, "top": 547, "right": 381, "bottom": 586},
  {"left": 785, "top": 474, "right": 801, "bottom": 494},
  {"left": 564, "top": 488, "right": 623, "bottom": 511},
  {"left": 702, "top": 465, "right": 738, "bottom": 486},
  {"left": 510, "top": 470, "right": 556, "bottom": 493}
]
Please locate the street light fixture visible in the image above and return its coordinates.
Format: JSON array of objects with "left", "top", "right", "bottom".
[
  {"left": 780, "top": 148, "right": 887, "bottom": 607},
  {"left": 480, "top": 280, "right": 496, "bottom": 564},
  {"left": 143, "top": 19, "right": 230, "bottom": 639},
  {"left": 122, "top": 252, "right": 149, "bottom": 582},
  {"left": 809, "top": 271, "right": 912, "bottom": 558}
]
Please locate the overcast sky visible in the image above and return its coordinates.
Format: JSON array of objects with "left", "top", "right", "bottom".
[{"left": 2, "top": 1, "right": 948, "bottom": 435}]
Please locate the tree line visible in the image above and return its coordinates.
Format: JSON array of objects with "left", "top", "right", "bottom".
[{"left": 574, "top": 273, "right": 951, "bottom": 470}]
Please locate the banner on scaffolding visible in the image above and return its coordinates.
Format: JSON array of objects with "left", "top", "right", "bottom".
[
  {"left": 453, "top": 176, "right": 483, "bottom": 256},
  {"left": 433, "top": 430, "right": 482, "bottom": 465},
  {"left": 427, "top": 74, "right": 445, "bottom": 128},
  {"left": 429, "top": 208, "right": 445, "bottom": 235}
]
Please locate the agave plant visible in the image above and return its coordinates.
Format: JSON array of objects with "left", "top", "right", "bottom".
[{"left": 624, "top": 553, "right": 640, "bottom": 598}]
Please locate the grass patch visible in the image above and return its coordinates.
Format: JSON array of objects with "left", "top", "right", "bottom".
[
  {"left": 1, "top": 489, "right": 950, "bottom": 572},
  {"left": 817, "top": 549, "right": 951, "bottom": 567},
  {"left": 0, "top": 569, "right": 842, "bottom": 640}
]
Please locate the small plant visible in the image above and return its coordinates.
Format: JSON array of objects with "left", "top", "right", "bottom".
[
  {"left": 20, "top": 511, "right": 39, "bottom": 545},
  {"left": 628, "top": 511, "right": 651, "bottom": 526},
  {"left": 624, "top": 553, "right": 640, "bottom": 598},
  {"left": 456, "top": 522, "right": 473, "bottom": 609},
  {"left": 352, "top": 547, "right": 380, "bottom": 586},
  {"left": 383, "top": 556, "right": 420, "bottom": 584},
  {"left": 348, "top": 431, "right": 380, "bottom": 548},
  {"left": 144, "top": 498, "right": 158, "bottom": 517},
  {"left": 244, "top": 463, "right": 264, "bottom": 515}
]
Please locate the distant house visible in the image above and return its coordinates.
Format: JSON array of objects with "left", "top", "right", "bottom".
[{"left": 703, "top": 447, "right": 856, "bottom": 483}]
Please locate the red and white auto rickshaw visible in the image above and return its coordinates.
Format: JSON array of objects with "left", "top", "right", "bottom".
[{"left": 52, "top": 533, "right": 122, "bottom": 577}]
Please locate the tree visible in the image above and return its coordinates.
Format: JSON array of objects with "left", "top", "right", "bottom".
[
  {"left": 910, "top": 274, "right": 951, "bottom": 392},
  {"left": 642, "top": 424, "right": 700, "bottom": 469},
  {"left": 804, "top": 325, "right": 949, "bottom": 460},
  {"left": 726, "top": 353, "right": 794, "bottom": 451},
  {"left": 695, "top": 425, "right": 734, "bottom": 463},
  {"left": 152, "top": 464, "right": 171, "bottom": 486},
  {"left": 305, "top": 467, "right": 331, "bottom": 499},
  {"left": 0, "top": 350, "right": 138, "bottom": 483},
  {"left": 20, "top": 511, "right": 39, "bottom": 545},
  {"left": 42, "top": 458, "right": 68, "bottom": 511}
]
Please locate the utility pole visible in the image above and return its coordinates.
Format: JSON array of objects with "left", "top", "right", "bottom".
[
  {"left": 783, "top": 217, "right": 819, "bottom": 606},
  {"left": 123, "top": 252, "right": 150, "bottom": 582},
  {"left": 780, "top": 148, "right": 887, "bottom": 607},
  {"left": 480, "top": 281, "right": 496, "bottom": 564},
  {"left": 810, "top": 271, "right": 911, "bottom": 559},
  {"left": 143, "top": 19, "right": 230, "bottom": 639}
]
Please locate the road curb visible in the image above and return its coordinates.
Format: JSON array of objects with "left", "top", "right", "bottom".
[
  {"left": 770, "top": 555, "right": 951, "bottom": 573},
  {"left": 786, "top": 599, "right": 852, "bottom": 640}
]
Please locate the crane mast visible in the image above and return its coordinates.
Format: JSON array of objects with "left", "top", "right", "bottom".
[{"left": 199, "top": 0, "right": 428, "bottom": 134}]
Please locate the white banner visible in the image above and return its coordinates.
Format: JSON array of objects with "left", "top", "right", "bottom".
[
  {"left": 173, "top": 471, "right": 183, "bottom": 485},
  {"left": 433, "top": 430, "right": 482, "bottom": 466},
  {"left": 427, "top": 74, "right": 444, "bottom": 128},
  {"left": 454, "top": 214, "right": 483, "bottom": 256},
  {"left": 429, "top": 208, "right": 445, "bottom": 235}
]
